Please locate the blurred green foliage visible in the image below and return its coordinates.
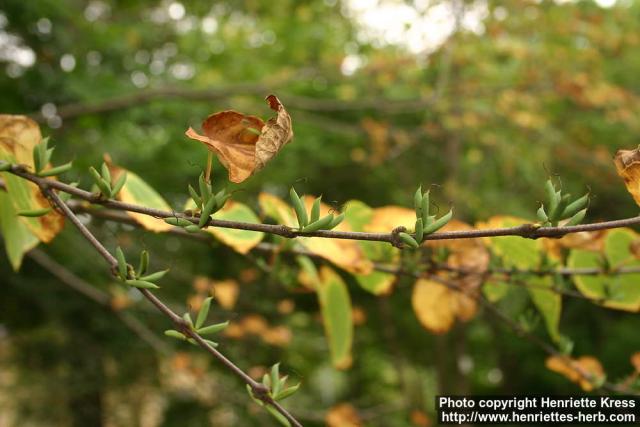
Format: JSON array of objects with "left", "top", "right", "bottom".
[{"left": 1, "top": 0, "right": 640, "bottom": 425}]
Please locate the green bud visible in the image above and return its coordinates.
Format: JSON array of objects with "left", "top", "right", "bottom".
[
  {"left": 414, "top": 218, "right": 424, "bottom": 243},
  {"left": 137, "top": 250, "right": 149, "bottom": 277},
  {"left": 17, "top": 208, "right": 52, "bottom": 217},
  {"left": 111, "top": 172, "right": 127, "bottom": 198},
  {"left": 310, "top": 196, "right": 322, "bottom": 223},
  {"left": 561, "top": 193, "right": 589, "bottom": 219},
  {"left": 328, "top": 212, "right": 345, "bottom": 230},
  {"left": 274, "top": 383, "right": 300, "bottom": 401},
  {"left": 0, "top": 161, "right": 11, "bottom": 172},
  {"left": 565, "top": 208, "right": 587, "bottom": 226},
  {"left": 290, "top": 187, "right": 308, "bottom": 228},
  {"left": 537, "top": 205, "right": 549, "bottom": 224},
  {"left": 421, "top": 191, "right": 430, "bottom": 225},
  {"left": 414, "top": 186, "right": 423, "bottom": 217},
  {"left": 271, "top": 363, "right": 281, "bottom": 396},
  {"left": 182, "top": 313, "right": 194, "bottom": 329},
  {"left": 423, "top": 209, "right": 453, "bottom": 235},
  {"left": 301, "top": 214, "right": 334, "bottom": 233},
  {"left": 195, "top": 297, "right": 213, "bottom": 329},
  {"left": 138, "top": 269, "right": 168, "bottom": 282},
  {"left": 101, "top": 162, "right": 111, "bottom": 184},
  {"left": 399, "top": 232, "right": 419, "bottom": 248},
  {"left": 125, "top": 279, "right": 159, "bottom": 289},
  {"left": 199, "top": 194, "right": 217, "bottom": 227},
  {"left": 38, "top": 161, "right": 73, "bottom": 177},
  {"left": 185, "top": 224, "right": 201, "bottom": 233},
  {"left": 115, "top": 246, "right": 127, "bottom": 280},
  {"left": 164, "top": 217, "right": 193, "bottom": 227},
  {"left": 164, "top": 330, "right": 185, "bottom": 340},
  {"left": 188, "top": 184, "right": 202, "bottom": 208},
  {"left": 197, "top": 321, "right": 229, "bottom": 335}
]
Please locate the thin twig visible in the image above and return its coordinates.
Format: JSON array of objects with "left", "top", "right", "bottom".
[
  {"left": 9, "top": 166, "right": 640, "bottom": 248},
  {"left": 41, "top": 185, "right": 303, "bottom": 427}
]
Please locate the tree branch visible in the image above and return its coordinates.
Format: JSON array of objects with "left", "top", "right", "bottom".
[{"left": 9, "top": 166, "right": 640, "bottom": 248}]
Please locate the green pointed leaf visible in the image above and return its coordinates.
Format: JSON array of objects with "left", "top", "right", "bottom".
[
  {"left": 317, "top": 266, "right": 353, "bottom": 369},
  {"left": 196, "top": 297, "right": 213, "bottom": 329}
]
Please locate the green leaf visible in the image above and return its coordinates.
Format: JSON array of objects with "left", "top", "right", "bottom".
[
  {"left": 527, "top": 276, "right": 561, "bottom": 342},
  {"left": 0, "top": 190, "right": 39, "bottom": 270},
  {"left": 487, "top": 217, "right": 541, "bottom": 269},
  {"left": 482, "top": 280, "right": 510, "bottom": 302},
  {"left": 317, "top": 266, "right": 353, "bottom": 369},
  {"left": 355, "top": 270, "right": 396, "bottom": 295},
  {"left": 568, "top": 230, "right": 640, "bottom": 311}
]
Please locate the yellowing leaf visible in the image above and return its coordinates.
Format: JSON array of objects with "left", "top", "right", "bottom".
[
  {"left": 260, "top": 192, "right": 373, "bottom": 274},
  {"left": 545, "top": 355, "right": 605, "bottom": 391},
  {"left": 0, "top": 115, "right": 64, "bottom": 244},
  {"left": 630, "top": 352, "right": 640, "bottom": 373},
  {"left": 209, "top": 201, "right": 264, "bottom": 254},
  {"left": 259, "top": 191, "right": 297, "bottom": 227},
  {"left": 614, "top": 147, "right": 640, "bottom": 206},
  {"left": 185, "top": 95, "right": 293, "bottom": 183},
  {"left": 412, "top": 279, "right": 477, "bottom": 334},
  {"left": 211, "top": 279, "right": 239, "bottom": 309},
  {"left": 326, "top": 403, "right": 362, "bottom": 427},
  {"left": 110, "top": 165, "right": 172, "bottom": 232},
  {"left": 317, "top": 266, "right": 353, "bottom": 369},
  {"left": 364, "top": 206, "right": 415, "bottom": 232}
]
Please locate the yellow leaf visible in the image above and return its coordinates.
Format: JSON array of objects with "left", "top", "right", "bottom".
[
  {"left": 614, "top": 147, "right": 640, "bottom": 206},
  {"left": 258, "top": 191, "right": 297, "bottom": 227},
  {"left": 0, "top": 115, "right": 64, "bottom": 243},
  {"left": 630, "top": 352, "right": 640, "bottom": 373},
  {"left": 209, "top": 201, "right": 264, "bottom": 254},
  {"left": 326, "top": 403, "right": 362, "bottom": 427},
  {"left": 211, "top": 279, "right": 239, "bottom": 309},
  {"left": 185, "top": 95, "right": 293, "bottom": 183},
  {"left": 411, "top": 279, "right": 477, "bottom": 334},
  {"left": 109, "top": 164, "right": 173, "bottom": 232},
  {"left": 545, "top": 355, "right": 605, "bottom": 391},
  {"left": 364, "top": 206, "right": 415, "bottom": 232}
]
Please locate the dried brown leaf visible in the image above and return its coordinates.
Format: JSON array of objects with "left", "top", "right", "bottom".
[{"left": 185, "top": 95, "right": 292, "bottom": 183}]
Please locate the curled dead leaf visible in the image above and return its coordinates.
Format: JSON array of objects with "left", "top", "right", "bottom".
[
  {"left": 545, "top": 355, "right": 605, "bottom": 391},
  {"left": 615, "top": 147, "right": 640, "bottom": 206},
  {"left": 186, "top": 95, "right": 293, "bottom": 183}
]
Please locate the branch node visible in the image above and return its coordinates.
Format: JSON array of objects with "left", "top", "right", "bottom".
[
  {"left": 278, "top": 225, "right": 296, "bottom": 238},
  {"left": 390, "top": 226, "right": 407, "bottom": 249}
]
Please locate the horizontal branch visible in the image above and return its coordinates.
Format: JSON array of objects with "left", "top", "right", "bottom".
[{"left": 9, "top": 166, "right": 640, "bottom": 248}]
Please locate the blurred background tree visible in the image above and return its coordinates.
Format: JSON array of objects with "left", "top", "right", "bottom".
[{"left": 1, "top": 0, "right": 640, "bottom": 425}]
